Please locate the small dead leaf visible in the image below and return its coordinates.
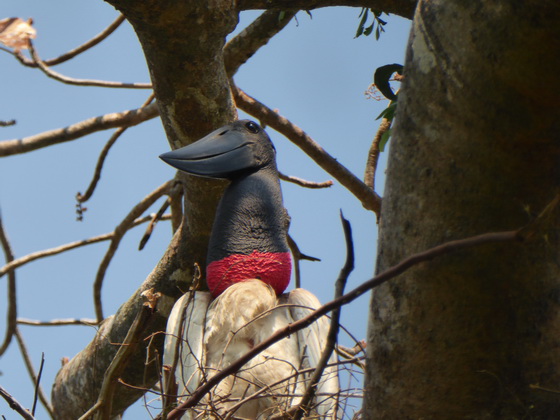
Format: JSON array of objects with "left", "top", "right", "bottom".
[{"left": 0, "top": 17, "right": 36, "bottom": 52}]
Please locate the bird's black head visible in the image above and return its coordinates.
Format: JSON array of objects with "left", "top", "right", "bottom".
[{"left": 159, "top": 120, "right": 276, "bottom": 180}]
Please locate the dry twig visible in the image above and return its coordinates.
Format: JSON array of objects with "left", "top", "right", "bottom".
[
  {"left": 93, "top": 180, "right": 174, "bottom": 321},
  {"left": 14, "top": 15, "right": 125, "bottom": 67},
  {"left": 76, "top": 93, "right": 156, "bottom": 206},
  {"left": 15, "top": 328, "right": 55, "bottom": 418},
  {"left": 28, "top": 41, "right": 151, "bottom": 89},
  {"left": 0, "top": 384, "right": 36, "bottom": 420},
  {"left": 0, "top": 213, "right": 17, "bottom": 356},
  {"left": 364, "top": 117, "right": 391, "bottom": 190},
  {"left": 279, "top": 172, "right": 333, "bottom": 189}
]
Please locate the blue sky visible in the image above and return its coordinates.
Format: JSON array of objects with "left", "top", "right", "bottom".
[{"left": 0, "top": 2, "right": 410, "bottom": 418}]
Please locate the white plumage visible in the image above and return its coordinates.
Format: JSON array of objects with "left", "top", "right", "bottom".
[{"left": 163, "top": 279, "right": 340, "bottom": 419}]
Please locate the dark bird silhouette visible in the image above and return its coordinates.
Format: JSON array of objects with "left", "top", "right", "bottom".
[{"left": 160, "top": 120, "right": 339, "bottom": 419}]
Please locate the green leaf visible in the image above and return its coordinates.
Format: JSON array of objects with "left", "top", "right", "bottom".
[
  {"left": 376, "top": 101, "right": 398, "bottom": 120},
  {"left": 379, "top": 128, "right": 392, "bottom": 152},
  {"left": 363, "top": 23, "right": 374, "bottom": 36},
  {"left": 355, "top": 8, "right": 369, "bottom": 38}
]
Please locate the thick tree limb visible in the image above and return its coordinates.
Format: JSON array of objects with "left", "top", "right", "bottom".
[
  {"left": 0, "top": 102, "right": 158, "bottom": 157},
  {"left": 233, "top": 85, "right": 382, "bottom": 214}
]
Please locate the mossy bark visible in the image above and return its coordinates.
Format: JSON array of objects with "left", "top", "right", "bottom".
[{"left": 365, "top": 1, "right": 560, "bottom": 418}]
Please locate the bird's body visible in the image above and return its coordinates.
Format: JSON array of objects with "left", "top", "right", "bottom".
[{"left": 161, "top": 120, "right": 339, "bottom": 419}]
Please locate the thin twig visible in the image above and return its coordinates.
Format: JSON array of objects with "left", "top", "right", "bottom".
[
  {"left": 17, "top": 318, "right": 99, "bottom": 327},
  {"left": 166, "top": 227, "right": 524, "bottom": 419},
  {"left": 14, "top": 328, "right": 55, "bottom": 418},
  {"left": 292, "top": 213, "right": 353, "bottom": 420},
  {"left": 0, "top": 385, "right": 36, "bottom": 420},
  {"left": 232, "top": 85, "right": 381, "bottom": 215},
  {"left": 287, "top": 234, "right": 320, "bottom": 289},
  {"left": 0, "top": 119, "right": 16, "bottom": 127},
  {"left": 31, "top": 353, "right": 45, "bottom": 416},
  {"left": 76, "top": 93, "right": 156, "bottom": 205},
  {"left": 94, "top": 181, "right": 173, "bottom": 321},
  {"left": 14, "top": 15, "right": 125, "bottom": 67},
  {"left": 0, "top": 214, "right": 171, "bottom": 277},
  {"left": 364, "top": 117, "right": 391, "bottom": 190},
  {"left": 224, "top": 10, "right": 297, "bottom": 77},
  {"left": 28, "top": 41, "right": 151, "bottom": 89},
  {"left": 279, "top": 172, "right": 333, "bottom": 189},
  {"left": 0, "top": 102, "right": 159, "bottom": 157},
  {"left": 0, "top": 212, "right": 17, "bottom": 356}
]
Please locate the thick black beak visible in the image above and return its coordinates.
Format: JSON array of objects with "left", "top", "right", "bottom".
[{"left": 159, "top": 126, "right": 257, "bottom": 179}]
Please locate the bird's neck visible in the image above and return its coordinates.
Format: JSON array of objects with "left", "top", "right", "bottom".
[{"left": 206, "top": 166, "right": 291, "bottom": 297}]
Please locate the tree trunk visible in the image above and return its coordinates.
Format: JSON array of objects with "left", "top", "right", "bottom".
[{"left": 365, "top": 1, "right": 560, "bottom": 418}]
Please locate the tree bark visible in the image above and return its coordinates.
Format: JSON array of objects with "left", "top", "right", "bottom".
[{"left": 365, "top": 1, "right": 560, "bottom": 419}]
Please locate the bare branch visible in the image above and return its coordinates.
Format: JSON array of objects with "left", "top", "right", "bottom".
[
  {"left": 0, "top": 102, "right": 159, "bottom": 157},
  {"left": 76, "top": 93, "right": 156, "bottom": 205},
  {"left": 364, "top": 117, "right": 391, "bottom": 190},
  {"left": 14, "top": 15, "right": 126, "bottom": 67},
  {"left": 14, "top": 328, "right": 55, "bottom": 419},
  {"left": 0, "top": 214, "right": 171, "bottom": 278},
  {"left": 166, "top": 225, "right": 524, "bottom": 419},
  {"left": 0, "top": 384, "right": 36, "bottom": 420},
  {"left": 287, "top": 234, "right": 320, "bottom": 289},
  {"left": 224, "top": 10, "right": 297, "bottom": 77},
  {"left": 84, "top": 291, "right": 159, "bottom": 420},
  {"left": 0, "top": 213, "right": 17, "bottom": 356},
  {"left": 17, "top": 318, "right": 99, "bottom": 327},
  {"left": 279, "top": 172, "right": 333, "bottom": 189},
  {"left": 28, "top": 41, "right": 151, "bottom": 89},
  {"left": 293, "top": 213, "right": 353, "bottom": 420},
  {"left": 233, "top": 85, "right": 381, "bottom": 215},
  {"left": 236, "top": 0, "right": 417, "bottom": 19},
  {"left": 31, "top": 353, "right": 45, "bottom": 416},
  {"left": 94, "top": 181, "right": 175, "bottom": 322}
]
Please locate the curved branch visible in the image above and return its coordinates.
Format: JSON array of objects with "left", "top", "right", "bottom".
[
  {"left": 93, "top": 181, "right": 174, "bottom": 322},
  {"left": 77, "top": 93, "right": 156, "bottom": 205},
  {"left": 364, "top": 117, "right": 391, "bottom": 189},
  {"left": 14, "top": 15, "right": 126, "bottom": 67},
  {"left": 28, "top": 42, "right": 151, "bottom": 89},
  {"left": 0, "top": 102, "right": 159, "bottom": 157},
  {"left": 0, "top": 213, "right": 17, "bottom": 357},
  {"left": 224, "top": 10, "right": 297, "bottom": 77},
  {"left": 233, "top": 85, "right": 381, "bottom": 214}
]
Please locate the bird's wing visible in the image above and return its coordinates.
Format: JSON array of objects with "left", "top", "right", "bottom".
[
  {"left": 282, "top": 288, "right": 340, "bottom": 419},
  {"left": 163, "top": 290, "right": 212, "bottom": 418}
]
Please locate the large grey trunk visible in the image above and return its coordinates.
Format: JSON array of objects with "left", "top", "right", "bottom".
[{"left": 365, "top": 1, "right": 560, "bottom": 418}]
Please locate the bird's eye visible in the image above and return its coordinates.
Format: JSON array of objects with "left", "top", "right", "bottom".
[{"left": 245, "top": 121, "right": 260, "bottom": 134}]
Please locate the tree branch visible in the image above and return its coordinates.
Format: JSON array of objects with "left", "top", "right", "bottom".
[
  {"left": 76, "top": 93, "right": 156, "bottom": 206},
  {"left": 15, "top": 328, "right": 55, "bottom": 419},
  {"left": 0, "top": 214, "right": 171, "bottom": 278},
  {"left": 279, "top": 172, "right": 333, "bottom": 189},
  {"left": 0, "top": 212, "right": 17, "bottom": 357},
  {"left": 28, "top": 41, "right": 152, "bottom": 89},
  {"left": 94, "top": 180, "right": 174, "bottom": 322},
  {"left": 233, "top": 85, "right": 381, "bottom": 214},
  {"left": 0, "top": 384, "right": 36, "bottom": 420},
  {"left": 0, "top": 102, "right": 159, "bottom": 157},
  {"left": 236, "top": 0, "right": 417, "bottom": 19},
  {"left": 14, "top": 15, "right": 126, "bottom": 67},
  {"left": 364, "top": 117, "right": 391, "bottom": 190},
  {"left": 224, "top": 10, "right": 297, "bottom": 77}
]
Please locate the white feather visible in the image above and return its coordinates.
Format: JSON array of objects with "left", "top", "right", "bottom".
[{"left": 163, "top": 279, "right": 340, "bottom": 419}]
